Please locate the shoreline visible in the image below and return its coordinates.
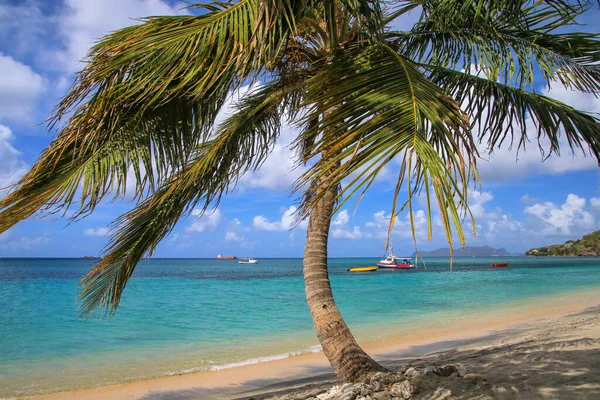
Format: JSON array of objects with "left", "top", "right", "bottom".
[{"left": 27, "top": 286, "right": 600, "bottom": 400}]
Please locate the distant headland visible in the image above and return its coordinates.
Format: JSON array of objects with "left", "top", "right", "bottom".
[{"left": 412, "top": 245, "right": 517, "bottom": 257}]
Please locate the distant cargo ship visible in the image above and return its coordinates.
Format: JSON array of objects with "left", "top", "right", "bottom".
[{"left": 216, "top": 254, "right": 237, "bottom": 260}]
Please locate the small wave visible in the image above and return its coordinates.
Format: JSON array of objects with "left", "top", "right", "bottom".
[
  {"left": 209, "top": 345, "right": 322, "bottom": 371},
  {"left": 163, "top": 345, "right": 322, "bottom": 376}
]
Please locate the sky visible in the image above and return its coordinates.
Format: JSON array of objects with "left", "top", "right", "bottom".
[{"left": 1, "top": 0, "right": 600, "bottom": 258}]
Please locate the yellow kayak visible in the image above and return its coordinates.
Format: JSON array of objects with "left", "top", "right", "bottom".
[{"left": 348, "top": 266, "right": 378, "bottom": 272}]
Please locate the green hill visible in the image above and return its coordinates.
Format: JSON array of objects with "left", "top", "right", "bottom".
[{"left": 526, "top": 231, "right": 600, "bottom": 256}]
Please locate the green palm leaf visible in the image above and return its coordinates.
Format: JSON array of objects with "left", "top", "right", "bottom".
[
  {"left": 425, "top": 66, "right": 600, "bottom": 157},
  {"left": 296, "top": 42, "right": 476, "bottom": 248},
  {"left": 0, "top": 0, "right": 304, "bottom": 234},
  {"left": 390, "top": 0, "right": 600, "bottom": 92},
  {"left": 79, "top": 81, "right": 291, "bottom": 316}
]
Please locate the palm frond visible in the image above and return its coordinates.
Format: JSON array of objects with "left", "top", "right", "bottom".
[
  {"left": 79, "top": 81, "right": 291, "bottom": 317},
  {"left": 0, "top": 0, "right": 305, "bottom": 234},
  {"left": 0, "top": 101, "right": 198, "bottom": 233},
  {"left": 389, "top": 0, "right": 600, "bottom": 92},
  {"left": 295, "top": 42, "right": 477, "bottom": 249},
  {"left": 425, "top": 65, "right": 600, "bottom": 158}
]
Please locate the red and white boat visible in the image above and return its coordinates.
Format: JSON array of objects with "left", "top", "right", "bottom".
[
  {"left": 377, "top": 255, "right": 414, "bottom": 269},
  {"left": 376, "top": 245, "right": 414, "bottom": 269}
]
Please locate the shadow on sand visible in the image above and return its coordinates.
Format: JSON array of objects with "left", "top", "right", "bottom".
[{"left": 140, "top": 307, "right": 600, "bottom": 399}]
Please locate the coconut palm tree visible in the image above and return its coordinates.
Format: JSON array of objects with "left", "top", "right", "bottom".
[{"left": 2, "top": 0, "right": 600, "bottom": 383}]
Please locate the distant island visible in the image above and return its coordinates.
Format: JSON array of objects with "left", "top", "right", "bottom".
[
  {"left": 411, "top": 245, "right": 515, "bottom": 257},
  {"left": 526, "top": 231, "right": 600, "bottom": 256},
  {"left": 80, "top": 256, "right": 101, "bottom": 260}
]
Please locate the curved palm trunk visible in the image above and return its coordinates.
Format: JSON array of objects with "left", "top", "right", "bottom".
[{"left": 303, "top": 182, "right": 387, "bottom": 382}]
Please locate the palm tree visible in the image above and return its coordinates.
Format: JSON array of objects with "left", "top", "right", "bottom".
[{"left": 2, "top": 0, "right": 600, "bottom": 383}]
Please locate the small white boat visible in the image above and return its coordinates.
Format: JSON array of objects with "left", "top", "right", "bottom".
[{"left": 239, "top": 257, "right": 259, "bottom": 264}]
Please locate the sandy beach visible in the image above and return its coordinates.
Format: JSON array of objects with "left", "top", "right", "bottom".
[{"left": 27, "top": 287, "right": 600, "bottom": 400}]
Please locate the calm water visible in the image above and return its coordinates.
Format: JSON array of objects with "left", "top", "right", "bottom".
[{"left": 2, "top": 256, "right": 600, "bottom": 397}]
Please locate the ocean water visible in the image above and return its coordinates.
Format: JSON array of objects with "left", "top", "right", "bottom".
[{"left": 2, "top": 256, "right": 600, "bottom": 397}]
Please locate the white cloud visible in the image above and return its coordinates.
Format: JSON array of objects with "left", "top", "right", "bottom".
[
  {"left": 365, "top": 209, "right": 429, "bottom": 241},
  {"left": 333, "top": 210, "right": 350, "bottom": 226},
  {"left": 0, "top": 125, "right": 28, "bottom": 199},
  {"left": 224, "top": 231, "right": 244, "bottom": 242},
  {"left": 524, "top": 193, "right": 594, "bottom": 235},
  {"left": 84, "top": 226, "right": 109, "bottom": 237},
  {"left": 57, "top": 0, "right": 187, "bottom": 72},
  {"left": 0, "top": 54, "right": 44, "bottom": 122},
  {"left": 468, "top": 190, "right": 494, "bottom": 219},
  {"left": 253, "top": 205, "right": 307, "bottom": 231},
  {"left": 0, "top": 231, "right": 50, "bottom": 251},
  {"left": 332, "top": 225, "right": 362, "bottom": 239},
  {"left": 590, "top": 197, "right": 600, "bottom": 209},
  {"left": 186, "top": 208, "right": 222, "bottom": 233},
  {"left": 330, "top": 209, "right": 363, "bottom": 239}
]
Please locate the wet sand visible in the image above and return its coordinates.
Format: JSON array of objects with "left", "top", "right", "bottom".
[{"left": 29, "top": 287, "right": 600, "bottom": 400}]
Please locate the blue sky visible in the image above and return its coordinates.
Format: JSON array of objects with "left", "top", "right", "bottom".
[{"left": 1, "top": 0, "right": 600, "bottom": 258}]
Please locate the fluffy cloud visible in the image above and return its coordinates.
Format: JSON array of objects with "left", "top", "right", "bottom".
[
  {"left": 0, "top": 230, "right": 50, "bottom": 251},
  {"left": 365, "top": 209, "right": 429, "bottom": 241},
  {"left": 333, "top": 210, "right": 350, "bottom": 226},
  {"left": 186, "top": 208, "right": 222, "bottom": 233},
  {"left": 0, "top": 54, "right": 44, "bottom": 122},
  {"left": 84, "top": 227, "right": 109, "bottom": 237},
  {"left": 332, "top": 225, "right": 362, "bottom": 240},
  {"left": 0, "top": 125, "right": 28, "bottom": 199},
  {"left": 468, "top": 190, "right": 494, "bottom": 219},
  {"left": 253, "top": 205, "right": 307, "bottom": 231},
  {"left": 331, "top": 209, "right": 363, "bottom": 239},
  {"left": 224, "top": 231, "right": 243, "bottom": 241},
  {"left": 524, "top": 194, "right": 594, "bottom": 236},
  {"left": 57, "top": 0, "right": 187, "bottom": 72}
]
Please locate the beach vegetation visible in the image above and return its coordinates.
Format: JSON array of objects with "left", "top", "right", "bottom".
[{"left": 527, "top": 231, "right": 600, "bottom": 256}]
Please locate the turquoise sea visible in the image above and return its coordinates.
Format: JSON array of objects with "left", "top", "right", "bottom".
[{"left": 2, "top": 256, "right": 600, "bottom": 398}]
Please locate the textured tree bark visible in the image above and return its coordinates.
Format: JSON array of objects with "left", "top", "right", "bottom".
[{"left": 303, "top": 181, "right": 387, "bottom": 382}]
